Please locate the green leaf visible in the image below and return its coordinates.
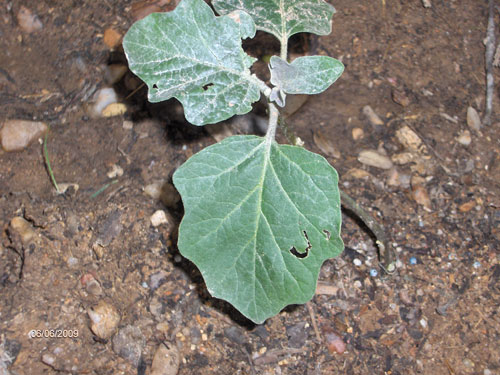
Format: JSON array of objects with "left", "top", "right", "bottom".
[
  {"left": 213, "top": 0, "right": 335, "bottom": 41},
  {"left": 173, "top": 136, "right": 344, "bottom": 323},
  {"left": 122, "top": 0, "right": 261, "bottom": 125},
  {"left": 270, "top": 56, "right": 344, "bottom": 95}
]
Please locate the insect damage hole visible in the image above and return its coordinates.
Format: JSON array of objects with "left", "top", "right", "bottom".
[
  {"left": 289, "top": 230, "right": 312, "bottom": 259},
  {"left": 202, "top": 83, "right": 214, "bottom": 91},
  {"left": 323, "top": 229, "right": 331, "bottom": 240}
]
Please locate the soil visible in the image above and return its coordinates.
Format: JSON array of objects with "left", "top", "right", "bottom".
[{"left": 1, "top": 1, "right": 499, "bottom": 374}]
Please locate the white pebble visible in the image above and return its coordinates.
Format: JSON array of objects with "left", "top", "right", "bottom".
[
  {"left": 353, "top": 258, "right": 362, "bottom": 267},
  {"left": 150, "top": 210, "right": 168, "bottom": 227},
  {"left": 88, "top": 88, "right": 118, "bottom": 118},
  {"left": 107, "top": 164, "right": 124, "bottom": 179},
  {"left": 419, "top": 318, "right": 428, "bottom": 329},
  {"left": 144, "top": 182, "right": 163, "bottom": 200}
]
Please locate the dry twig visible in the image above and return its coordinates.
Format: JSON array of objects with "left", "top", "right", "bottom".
[{"left": 484, "top": 0, "right": 496, "bottom": 126}]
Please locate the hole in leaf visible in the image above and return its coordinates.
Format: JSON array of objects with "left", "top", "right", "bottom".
[
  {"left": 323, "top": 229, "right": 331, "bottom": 240},
  {"left": 289, "top": 230, "right": 312, "bottom": 259},
  {"left": 202, "top": 83, "right": 214, "bottom": 91},
  {"left": 289, "top": 246, "right": 307, "bottom": 259},
  {"left": 152, "top": 83, "right": 158, "bottom": 89}
]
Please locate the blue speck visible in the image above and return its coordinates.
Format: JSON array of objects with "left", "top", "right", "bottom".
[
  {"left": 409, "top": 257, "right": 417, "bottom": 265},
  {"left": 473, "top": 261, "right": 481, "bottom": 269},
  {"left": 369, "top": 269, "right": 378, "bottom": 277}
]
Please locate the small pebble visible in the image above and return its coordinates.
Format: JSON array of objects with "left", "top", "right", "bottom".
[
  {"left": 107, "top": 164, "right": 124, "bottom": 179},
  {"left": 352, "top": 127, "right": 364, "bottom": 140},
  {"left": 103, "top": 28, "right": 122, "bottom": 49},
  {"left": 80, "top": 273, "right": 103, "bottom": 296},
  {"left": 462, "top": 358, "right": 474, "bottom": 369},
  {"left": 391, "top": 87, "right": 411, "bottom": 107},
  {"left": 149, "top": 271, "right": 168, "bottom": 290},
  {"left": 88, "top": 301, "right": 120, "bottom": 339},
  {"left": 150, "top": 342, "right": 180, "bottom": 375},
  {"left": 409, "top": 257, "right": 417, "bottom": 265},
  {"left": 150, "top": 210, "right": 169, "bottom": 227},
  {"left": 456, "top": 129, "right": 471, "bottom": 146},
  {"left": 17, "top": 6, "right": 43, "bottom": 33},
  {"left": 144, "top": 181, "right": 163, "bottom": 200},
  {"left": 325, "top": 332, "right": 346, "bottom": 354},
  {"left": 362, "top": 105, "right": 384, "bottom": 128},
  {"left": 1, "top": 120, "right": 48, "bottom": 152},
  {"left": 102, "top": 102, "right": 127, "bottom": 117},
  {"left": 369, "top": 269, "right": 378, "bottom": 277},
  {"left": 395, "top": 125, "right": 422, "bottom": 151},
  {"left": 353, "top": 258, "right": 362, "bottom": 267},
  {"left": 88, "top": 88, "right": 119, "bottom": 118},
  {"left": 466, "top": 106, "right": 481, "bottom": 132},
  {"left": 473, "top": 261, "right": 481, "bottom": 269},
  {"left": 411, "top": 185, "right": 432, "bottom": 210},
  {"left": 41, "top": 353, "right": 56, "bottom": 366},
  {"left": 358, "top": 150, "right": 393, "bottom": 169},
  {"left": 9, "top": 216, "right": 36, "bottom": 244},
  {"left": 112, "top": 325, "right": 146, "bottom": 368},
  {"left": 67, "top": 257, "right": 79, "bottom": 267},
  {"left": 419, "top": 318, "right": 428, "bottom": 329},
  {"left": 123, "top": 120, "right": 134, "bottom": 130}
]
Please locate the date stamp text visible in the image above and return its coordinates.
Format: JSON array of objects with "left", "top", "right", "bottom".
[{"left": 28, "top": 329, "right": 79, "bottom": 339}]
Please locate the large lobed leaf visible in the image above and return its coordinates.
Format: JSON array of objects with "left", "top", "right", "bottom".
[
  {"left": 213, "top": 0, "right": 335, "bottom": 42},
  {"left": 173, "top": 136, "right": 344, "bottom": 323},
  {"left": 122, "top": 0, "right": 260, "bottom": 125}
]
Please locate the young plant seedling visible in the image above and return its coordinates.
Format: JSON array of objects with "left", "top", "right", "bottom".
[{"left": 123, "top": 0, "right": 345, "bottom": 324}]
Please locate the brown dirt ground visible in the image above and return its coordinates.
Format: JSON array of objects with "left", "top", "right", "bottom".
[{"left": 1, "top": 0, "right": 499, "bottom": 374}]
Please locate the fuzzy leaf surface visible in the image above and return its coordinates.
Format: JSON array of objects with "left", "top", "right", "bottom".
[
  {"left": 213, "top": 0, "right": 335, "bottom": 41},
  {"left": 270, "top": 56, "right": 344, "bottom": 95},
  {"left": 173, "top": 135, "right": 344, "bottom": 323},
  {"left": 122, "top": 0, "right": 260, "bottom": 125}
]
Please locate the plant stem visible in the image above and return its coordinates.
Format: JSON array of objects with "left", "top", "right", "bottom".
[
  {"left": 266, "top": 103, "right": 279, "bottom": 145},
  {"left": 246, "top": 72, "right": 272, "bottom": 97},
  {"left": 43, "top": 130, "right": 60, "bottom": 194},
  {"left": 280, "top": 36, "right": 288, "bottom": 61}
]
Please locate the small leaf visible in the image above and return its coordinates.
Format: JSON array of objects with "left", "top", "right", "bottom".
[
  {"left": 226, "top": 10, "right": 256, "bottom": 39},
  {"left": 270, "top": 56, "right": 344, "bottom": 95},
  {"left": 213, "top": 0, "right": 335, "bottom": 41},
  {"left": 123, "top": 0, "right": 260, "bottom": 125},
  {"left": 173, "top": 136, "right": 344, "bottom": 323}
]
